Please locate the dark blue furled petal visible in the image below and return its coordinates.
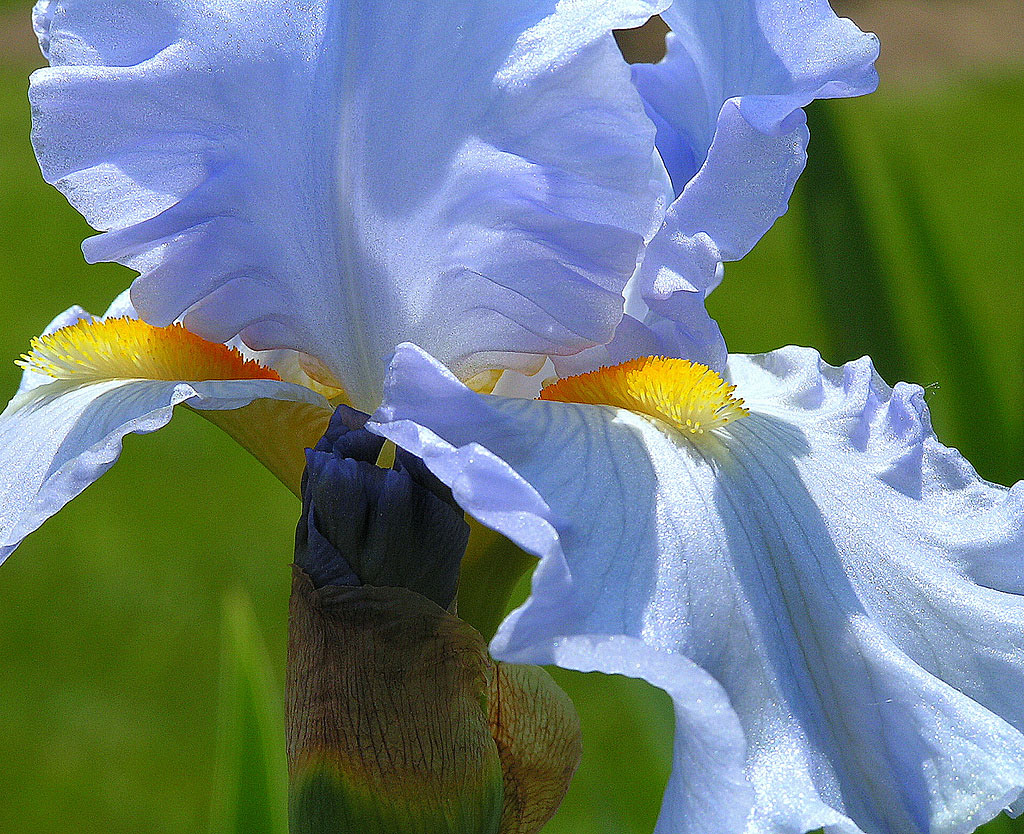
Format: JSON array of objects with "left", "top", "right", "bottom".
[
  {"left": 295, "top": 450, "right": 363, "bottom": 589},
  {"left": 295, "top": 405, "right": 469, "bottom": 609},
  {"left": 314, "top": 403, "right": 384, "bottom": 462}
]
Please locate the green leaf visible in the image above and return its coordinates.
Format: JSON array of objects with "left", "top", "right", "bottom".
[
  {"left": 801, "top": 86, "right": 1024, "bottom": 488},
  {"left": 541, "top": 670, "right": 672, "bottom": 834},
  {"left": 978, "top": 812, "right": 1021, "bottom": 833},
  {"left": 873, "top": 134, "right": 1017, "bottom": 484},
  {"left": 209, "top": 590, "right": 289, "bottom": 834}
]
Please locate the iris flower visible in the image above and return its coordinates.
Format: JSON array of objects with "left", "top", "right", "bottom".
[
  {"left": 2, "top": 0, "right": 876, "bottom": 561},
  {"left": 371, "top": 321, "right": 1024, "bottom": 834},
  {"left": 4, "top": 0, "right": 673, "bottom": 558},
  {"left": 362, "top": 14, "right": 1024, "bottom": 829},
  {"left": 356, "top": 11, "right": 1024, "bottom": 834},
  {"left": 16, "top": 3, "right": 1018, "bottom": 834}
]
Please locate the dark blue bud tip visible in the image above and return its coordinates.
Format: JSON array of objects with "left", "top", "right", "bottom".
[
  {"left": 314, "top": 403, "right": 384, "bottom": 462},
  {"left": 295, "top": 405, "right": 469, "bottom": 610}
]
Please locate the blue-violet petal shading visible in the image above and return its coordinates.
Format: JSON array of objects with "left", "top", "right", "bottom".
[
  {"left": 369, "top": 342, "right": 1024, "bottom": 834},
  {"left": 30, "top": 0, "right": 671, "bottom": 410},
  {"left": 625, "top": 0, "right": 879, "bottom": 367}
]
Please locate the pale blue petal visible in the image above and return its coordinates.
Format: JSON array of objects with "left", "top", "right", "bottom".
[
  {"left": 102, "top": 286, "right": 137, "bottom": 318},
  {"left": 1010, "top": 795, "right": 1024, "bottom": 818},
  {"left": 369, "top": 343, "right": 755, "bottom": 833},
  {"left": 2, "top": 296, "right": 331, "bottom": 561},
  {"left": 370, "top": 343, "right": 1024, "bottom": 834},
  {"left": 490, "top": 358, "right": 554, "bottom": 399},
  {"left": 544, "top": 634, "right": 756, "bottom": 834},
  {"left": 549, "top": 314, "right": 660, "bottom": 377},
  {"left": 30, "top": 0, "right": 670, "bottom": 410},
  {"left": 631, "top": 224, "right": 730, "bottom": 370},
  {"left": 622, "top": 105, "right": 811, "bottom": 370},
  {"left": 658, "top": 102, "right": 809, "bottom": 263},
  {"left": 0, "top": 374, "right": 327, "bottom": 563}
]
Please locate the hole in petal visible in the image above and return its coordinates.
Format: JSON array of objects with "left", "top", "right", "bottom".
[{"left": 614, "top": 16, "right": 670, "bottom": 64}]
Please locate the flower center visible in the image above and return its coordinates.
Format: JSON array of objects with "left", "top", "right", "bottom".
[
  {"left": 17, "top": 317, "right": 280, "bottom": 382},
  {"left": 539, "top": 356, "right": 748, "bottom": 435}
]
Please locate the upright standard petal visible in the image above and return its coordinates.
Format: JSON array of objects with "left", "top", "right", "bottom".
[
  {"left": 635, "top": 0, "right": 879, "bottom": 197},
  {"left": 624, "top": 0, "right": 879, "bottom": 366},
  {"left": 369, "top": 343, "right": 1024, "bottom": 834},
  {"left": 0, "top": 310, "right": 333, "bottom": 563},
  {"left": 30, "top": 0, "right": 670, "bottom": 410}
]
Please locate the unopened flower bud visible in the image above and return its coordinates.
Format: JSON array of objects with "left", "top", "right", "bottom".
[
  {"left": 287, "top": 405, "right": 581, "bottom": 834},
  {"left": 288, "top": 576, "right": 505, "bottom": 834}
]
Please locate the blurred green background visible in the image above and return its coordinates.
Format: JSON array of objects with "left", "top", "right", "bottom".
[{"left": 1, "top": 0, "right": 1023, "bottom": 831}]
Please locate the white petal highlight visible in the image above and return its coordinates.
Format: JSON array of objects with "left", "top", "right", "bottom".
[{"left": 370, "top": 343, "right": 1024, "bottom": 834}]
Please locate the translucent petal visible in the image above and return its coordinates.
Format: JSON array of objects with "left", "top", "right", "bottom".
[
  {"left": 370, "top": 343, "right": 1024, "bottom": 834},
  {"left": 30, "top": 0, "right": 670, "bottom": 410},
  {"left": 0, "top": 374, "right": 330, "bottom": 563}
]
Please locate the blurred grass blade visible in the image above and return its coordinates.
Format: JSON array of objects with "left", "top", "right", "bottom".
[
  {"left": 797, "top": 101, "right": 914, "bottom": 384},
  {"left": 209, "top": 590, "right": 288, "bottom": 834},
  {"left": 458, "top": 520, "right": 537, "bottom": 642},
  {"left": 877, "top": 139, "right": 1016, "bottom": 484}
]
